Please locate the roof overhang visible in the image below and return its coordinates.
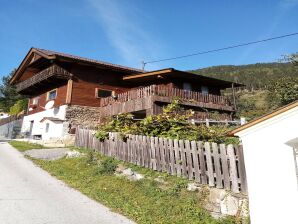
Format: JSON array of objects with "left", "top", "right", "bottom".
[
  {"left": 10, "top": 48, "right": 56, "bottom": 85},
  {"left": 229, "top": 100, "right": 298, "bottom": 136},
  {"left": 10, "top": 47, "right": 144, "bottom": 85},
  {"left": 40, "top": 117, "right": 65, "bottom": 123},
  {"left": 123, "top": 68, "right": 244, "bottom": 89}
]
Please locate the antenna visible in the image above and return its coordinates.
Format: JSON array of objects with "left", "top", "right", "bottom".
[{"left": 141, "top": 61, "right": 146, "bottom": 71}]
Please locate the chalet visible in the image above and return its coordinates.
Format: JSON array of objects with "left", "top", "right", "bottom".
[{"left": 10, "top": 47, "right": 241, "bottom": 140}]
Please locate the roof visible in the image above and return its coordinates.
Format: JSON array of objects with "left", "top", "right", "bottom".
[
  {"left": 40, "top": 117, "right": 65, "bottom": 123},
  {"left": 34, "top": 48, "right": 144, "bottom": 73},
  {"left": 10, "top": 47, "right": 144, "bottom": 84},
  {"left": 230, "top": 100, "right": 298, "bottom": 136},
  {"left": 123, "top": 68, "right": 244, "bottom": 88}
]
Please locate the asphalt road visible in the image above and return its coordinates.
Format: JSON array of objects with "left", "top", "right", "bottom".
[{"left": 0, "top": 142, "right": 134, "bottom": 224}]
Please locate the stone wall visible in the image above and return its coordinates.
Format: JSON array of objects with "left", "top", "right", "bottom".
[
  {"left": 65, "top": 105, "right": 102, "bottom": 128},
  {"left": 187, "top": 183, "right": 249, "bottom": 219},
  {"left": 0, "top": 118, "right": 23, "bottom": 139}
]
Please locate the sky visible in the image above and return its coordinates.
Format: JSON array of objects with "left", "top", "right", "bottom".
[{"left": 0, "top": 0, "right": 298, "bottom": 77}]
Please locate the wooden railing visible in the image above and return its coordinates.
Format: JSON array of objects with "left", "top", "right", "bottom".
[
  {"left": 100, "top": 84, "right": 231, "bottom": 107},
  {"left": 16, "top": 65, "right": 72, "bottom": 92}
]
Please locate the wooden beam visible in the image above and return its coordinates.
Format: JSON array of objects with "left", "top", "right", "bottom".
[
  {"left": 66, "top": 79, "right": 73, "bottom": 104},
  {"left": 123, "top": 69, "right": 172, "bottom": 80}
]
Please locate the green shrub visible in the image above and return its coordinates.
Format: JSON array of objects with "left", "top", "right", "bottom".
[
  {"left": 96, "top": 157, "right": 119, "bottom": 175},
  {"left": 96, "top": 100, "right": 239, "bottom": 144},
  {"left": 86, "top": 150, "right": 97, "bottom": 165},
  {"left": 9, "top": 99, "right": 28, "bottom": 115}
]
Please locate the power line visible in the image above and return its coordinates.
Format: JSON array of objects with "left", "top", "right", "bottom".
[{"left": 143, "top": 32, "right": 298, "bottom": 68}]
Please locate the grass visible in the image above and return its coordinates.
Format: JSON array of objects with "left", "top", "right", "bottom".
[
  {"left": 9, "top": 142, "right": 242, "bottom": 224},
  {"left": 9, "top": 140, "right": 46, "bottom": 152}
]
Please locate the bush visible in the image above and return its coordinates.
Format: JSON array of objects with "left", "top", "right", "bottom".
[
  {"left": 9, "top": 99, "right": 28, "bottom": 115},
  {"left": 96, "top": 157, "right": 119, "bottom": 175},
  {"left": 96, "top": 100, "right": 239, "bottom": 144}
]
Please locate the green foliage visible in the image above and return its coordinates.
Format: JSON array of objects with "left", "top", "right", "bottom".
[
  {"left": 96, "top": 100, "right": 238, "bottom": 144},
  {"left": 86, "top": 150, "right": 97, "bottom": 164},
  {"left": 267, "top": 77, "right": 298, "bottom": 108},
  {"left": 0, "top": 70, "right": 26, "bottom": 112},
  {"left": 191, "top": 62, "right": 298, "bottom": 90},
  {"left": 9, "top": 98, "right": 28, "bottom": 115},
  {"left": 96, "top": 157, "right": 119, "bottom": 175},
  {"left": 9, "top": 140, "right": 45, "bottom": 152},
  {"left": 234, "top": 90, "right": 270, "bottom": 120},
  {"left": 192, "top": 61, "right": 298, "bottom": 119}
]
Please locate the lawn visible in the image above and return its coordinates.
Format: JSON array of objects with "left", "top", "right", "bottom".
[
  {"left": 9, "top": 140, "right": 46, "bottom": 152},
  {"left": 9, "top": 141, "right": 242, "bottom": 224}
]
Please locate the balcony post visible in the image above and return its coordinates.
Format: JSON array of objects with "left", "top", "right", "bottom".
[{"left": 232, "top": 83, "right": 237, "bottom": 110}]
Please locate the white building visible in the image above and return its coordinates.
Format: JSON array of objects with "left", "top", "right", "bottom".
[
  {"left": 21, "top": 105, "right": 68, "bottom": 141},
  {"left": 231, "top": 101, "right": 298, "bottom": 224}
]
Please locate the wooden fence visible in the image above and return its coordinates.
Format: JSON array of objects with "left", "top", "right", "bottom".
[{"left": 75, "top": 128, "right": 247, "bottom": 194}]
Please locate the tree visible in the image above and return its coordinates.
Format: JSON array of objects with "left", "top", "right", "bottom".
[
  {"left": 9, "top": 99, "right": 28, "bottom": 115},
  {"left": 268, "top": 77, "right": 298, "bottom": 108},
  {"left": 0, "top": 69, "right": 26, "bottom": 112},
  {"left": 282, "top": 53, "right": 298, "bottom": 66}
]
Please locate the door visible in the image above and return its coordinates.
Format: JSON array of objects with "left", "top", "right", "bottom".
[{"left": 29, "top": 120, "right": 34, "bottom": 137}]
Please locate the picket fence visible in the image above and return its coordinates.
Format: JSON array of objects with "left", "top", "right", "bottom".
[{"left": 75, "top": 128, "right": 247, "bottom": 194}]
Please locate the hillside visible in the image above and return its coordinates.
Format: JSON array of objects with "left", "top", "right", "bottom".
[
  {"left": 191, "top": 62, "right": 298, "bottom": 90},
  {"left": 191, "top": 62, "right": 298, "bottom": 120}
]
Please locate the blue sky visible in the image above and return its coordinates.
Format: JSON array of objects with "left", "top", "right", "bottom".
[{"left": 0, "top": 0, "right": 298, "bottom": 77}]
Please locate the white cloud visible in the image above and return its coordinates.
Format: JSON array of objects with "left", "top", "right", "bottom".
[{"left": 88, "top": 0, "right": 163, "bottom": 69}]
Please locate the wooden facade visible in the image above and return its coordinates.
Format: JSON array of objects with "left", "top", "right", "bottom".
[{"left": 10, "top": 48, "right": 242, "bottom": 124}]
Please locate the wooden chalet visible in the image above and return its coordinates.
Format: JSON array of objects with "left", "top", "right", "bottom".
[{"left": 10, "top": 48, "right": 241, "bottom": 139}]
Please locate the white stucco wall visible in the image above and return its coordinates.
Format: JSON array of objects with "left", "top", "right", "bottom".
[
  {"left": 236, "top": 107, "right": 298, "bottom": 224},
  {"left": 21, "top": 105, "right": 68, "bottom": 140}
]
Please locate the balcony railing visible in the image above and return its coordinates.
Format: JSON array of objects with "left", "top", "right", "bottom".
[
  {"left": 100, "top": 84, "right": 232, "bottom": 109},
  {"left": 16, "top": 65, "right": 72, "bottom": 92}
]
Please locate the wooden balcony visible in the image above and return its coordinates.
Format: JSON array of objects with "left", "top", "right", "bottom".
[
  {"left": 100, "top": 85, "right": 233, "bottom": 110},
  {"left": 15, "top": 65, "right": 72, "bottom": 93}
]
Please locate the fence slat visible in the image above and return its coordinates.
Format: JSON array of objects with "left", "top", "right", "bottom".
[
  {"left": 212, "top": 143, "right": 223, "bottom": 188},
  {"left": 205, "top": 142, "right": 215, "bottom": 187},
  {"left": 191, "top": 141, "right": 200, "bottom": 182},
  {"left": 227, "top": 144, "right": 239, "bottom": 193}
]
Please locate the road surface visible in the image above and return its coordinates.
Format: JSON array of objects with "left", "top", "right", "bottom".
[{"left": 0, "top": 142, "right": 134, "bottom": 224}]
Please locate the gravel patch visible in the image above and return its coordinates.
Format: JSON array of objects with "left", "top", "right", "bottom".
[{"left": 24, "top": 148, "right": 70, "bottom": 161}]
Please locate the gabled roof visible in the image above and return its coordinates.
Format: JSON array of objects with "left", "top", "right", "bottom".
[
  {"left": 10, "top": 47, "right": 144, "bottom": 84},
  {"left": 123, "top": 68, "right": 244, "bottom": 89},
  {"left": 230, "top": 100, "right": 298, "bottom": 136}
]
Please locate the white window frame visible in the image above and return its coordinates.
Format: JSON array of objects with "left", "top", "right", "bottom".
[{"left": 32, "top": 97, "right": 39, "bottom": 105}]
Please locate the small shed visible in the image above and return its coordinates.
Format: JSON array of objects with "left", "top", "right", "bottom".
[{"left": 230, "top": 101, "right": 298, "bottom": 224}]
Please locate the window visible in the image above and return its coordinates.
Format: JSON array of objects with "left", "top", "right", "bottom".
[
  {"left": 32, "top": 97, "right": 39, "bottom": 105},
  {"left": 183, "top": 82, "right": 192, "bottom": 91},
  {"left": 95, "top": 88, "right": 113, "bottom": 98},
  {"left": 45, "top": 123, "right": 50, "bottom": 133},
  {"left": 201, "top": 86, "right": 209, "bottom": 94},
  {"left": 47, "top": 89, "right": 57, "bottom": 100}
]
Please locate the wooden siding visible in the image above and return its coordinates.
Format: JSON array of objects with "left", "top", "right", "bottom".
[
  {"left": 27, "top": 84, "right": 68, "bottom": 115},
  {"left": 69, "top": 65, "right": 129, "bottom": 107}
]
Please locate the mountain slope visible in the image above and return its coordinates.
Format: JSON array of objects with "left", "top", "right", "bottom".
[{"left": 190, "top": 62, "right": 298, "bottom": 89}]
